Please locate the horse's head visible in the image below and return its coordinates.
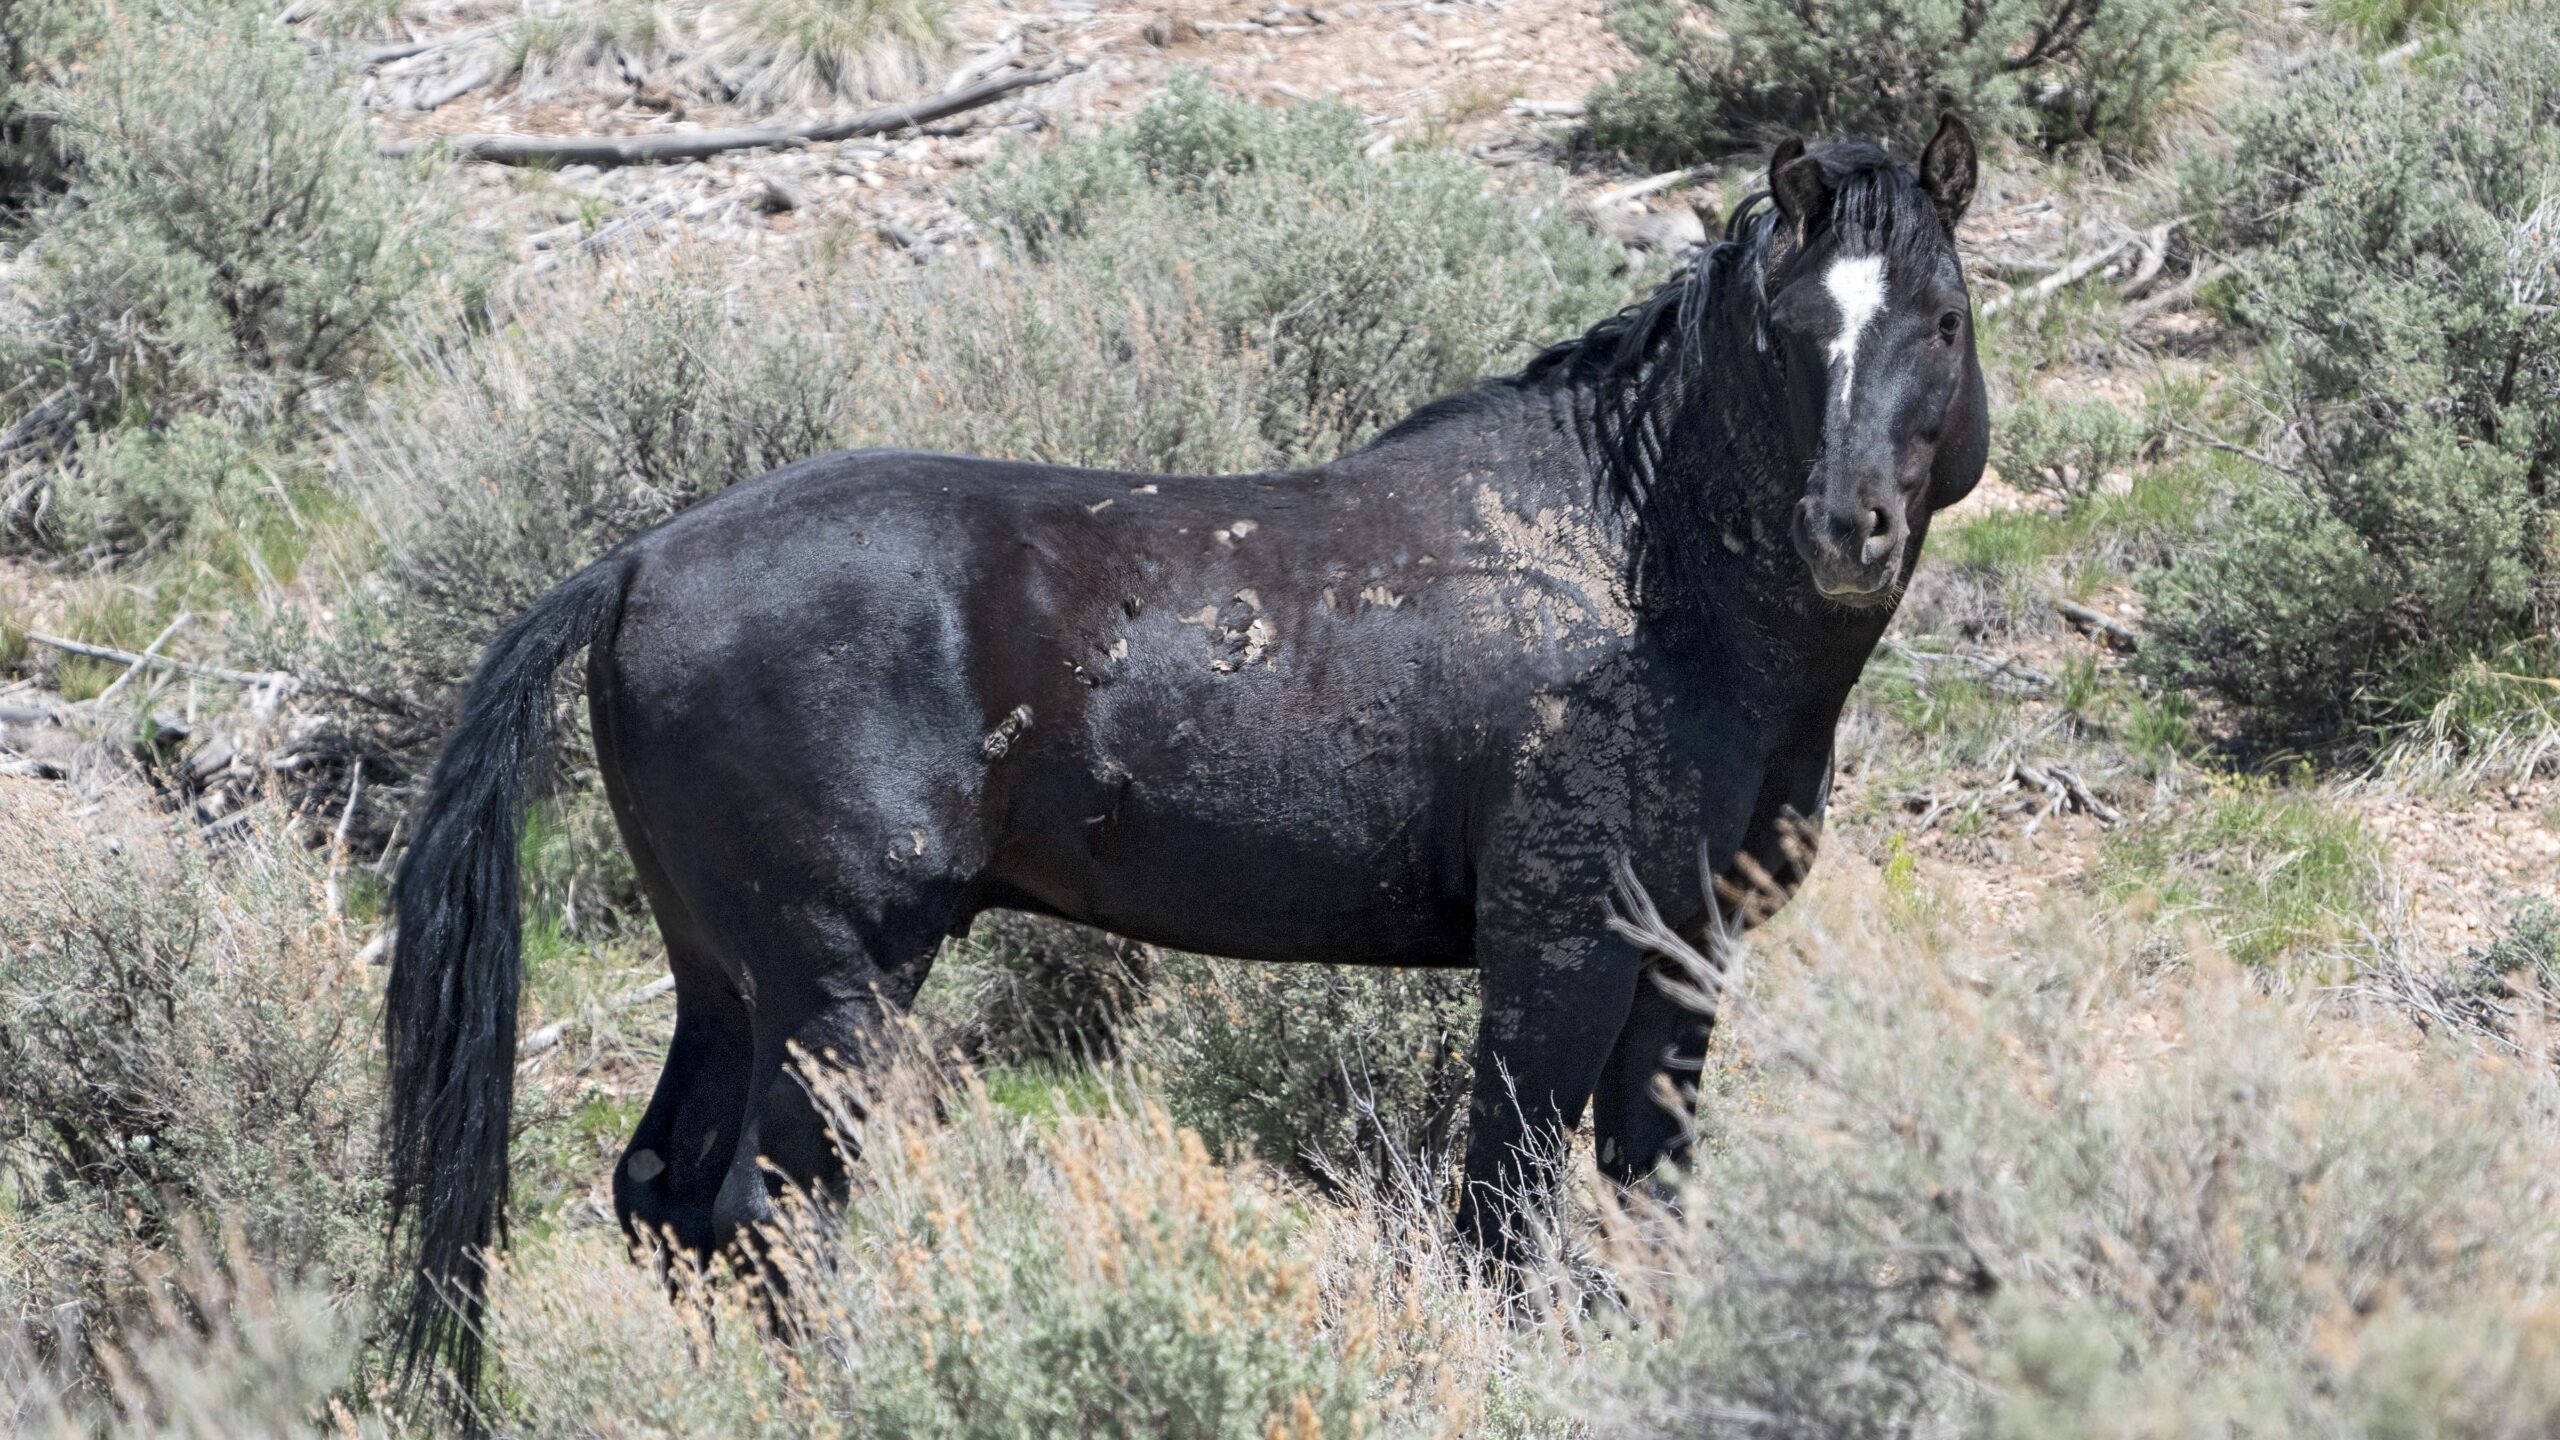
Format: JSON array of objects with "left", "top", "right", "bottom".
[{"left": 1761, "top": 120, "right": 1987, "bottom": 606}]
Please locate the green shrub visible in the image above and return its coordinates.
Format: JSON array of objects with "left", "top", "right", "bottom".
[
  {"left": 46, "top": 413, "right": 262, "bottom": 555},
  {"left": 0, "top": 783, "right": 379, "bottom": 1360},
  {"left": 2470, "top": 896, "right": 2560, "bottom": 988},
  {"left": 32, "top": 3, "right": 457, "bottom": 409},
  {"left": 969, "top": 72, "right": 1621, "bottom": 463},
  {"left": 517, "top": 788, "right": 644, "bottom": 942},
  {"left": 290, "top": 273, "right": 855, "bottom": 721},
  {"left": 496, "top": 0, "right": 947, "bottom": 112},
  {"left": 2146, "top": 13, "right": 2560, "bottom": 741},
  {"left": 1587, "top": 0, "right": 2237, "bottom": 164},
  {"left": 5, "top": 1242, "right": 375, "bottom": 1439},
  {"left": 1993, "top": 394, "right": 2154, "bottom": 498},
  {"left": 2318, "top": 0, "right": 2468, "bottom": 49},
  {"left": 0, "top": 0, "right": 91, "bottom": 198},
  {"left": 919, "top": 913, "right": 1154, "bottom": 1068},
  {"left": 716, "top": 0, "right": 951, "bottom": 111},
  {"left": 3, "top": 0, "right": 465, "bottom": 554},
  {"left": 1123, "top": 955, "right": 1479, "bottom": 1192},
  {"left": 2369, "top": 894, "right": 2560, "bottom": 1051},
  {"left": 1563, "top": 886, "right": 2560, "bottom": 1437}
]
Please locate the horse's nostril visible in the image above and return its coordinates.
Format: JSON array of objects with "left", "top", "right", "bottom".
[{"left": 1859, "top": 509, "right": 1895, "bottom": 566}]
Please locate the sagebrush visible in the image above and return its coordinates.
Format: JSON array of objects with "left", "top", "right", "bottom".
[
  {"left": 1124, "top": 955, "right": 1480, "bottom": 1192},
  {"left": 1588, "top": 0, "right": 2237, "bottom": 164},
  {"left": 1569, "top": 870, "right": 2560, "bottom": 1437},
  {"left": 0, "top": 781, "right": 379, "bottom": 1370},
  {"left": 2146, "top": 11, "right": 2560, "bottom": 746},
  {"left": 2, "top": 0, "right": 462, "bottom": 553}
]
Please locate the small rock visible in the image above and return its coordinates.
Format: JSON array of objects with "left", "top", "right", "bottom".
[{"left": 753, "top": 178, "right": 806, "bottom": 214}]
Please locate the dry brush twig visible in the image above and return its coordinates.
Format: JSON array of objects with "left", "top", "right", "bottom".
[
  {"left": 2053, "top": 598, "right": 2138, "bottom": 652},
  {"left": 1980, "top": 236, "right": 2130, "bottom": 317},
  {"left": 517, "top": 976, "right": 678, "bottom": 1068},
  {"left": 383, "top": 66, "right": 1065, "bottom": 167},
  {"left": 24, "top": 630, "right": 298, "bottom": 692}
]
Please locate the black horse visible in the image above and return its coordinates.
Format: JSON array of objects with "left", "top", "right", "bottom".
[{"left": 385, "top": 122, "right": 1987, "bottom": 1393}]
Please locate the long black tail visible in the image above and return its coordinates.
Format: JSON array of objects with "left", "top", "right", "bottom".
[{"left": 383, "top": 553, "right": 631, "bottom": 1404}]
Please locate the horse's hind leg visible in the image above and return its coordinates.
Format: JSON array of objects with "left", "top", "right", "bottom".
[
  {"left": 597, "top": 681, "right": 762, "bottom": 1264},
  {"left": 606, "top": 802, "right": 760, "bottom": 1261},
  {"left": 706, "top": 894, "right": 956, "bottom": 1248},
  {"left": 614, "top": 954, "right": 757, "bottom": 1259}
]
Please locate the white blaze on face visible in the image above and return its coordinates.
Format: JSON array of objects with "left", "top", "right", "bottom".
[{"left": 1822, "top": 254, "right": 1889, "bottom": 416}]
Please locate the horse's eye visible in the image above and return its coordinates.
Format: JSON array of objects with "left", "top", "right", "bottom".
[{"left": 1936, "top": 310, "right": 1963, "bottom": 343}]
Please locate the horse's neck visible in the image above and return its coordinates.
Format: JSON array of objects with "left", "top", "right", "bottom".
[{"left": 1633, "top": 376, "right": 1892, "bottom": 708}]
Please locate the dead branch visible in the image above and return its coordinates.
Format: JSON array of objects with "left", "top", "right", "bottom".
[
  {"left": 385, "top": 67, "right": 1065, "bottom": 167},
  {"left": 1605, "top": 853, "right": 1745, "bottom": 1020},
  {"left": 1888, "top": 638, "right": 2053, "bottom": 693},
  {"left": 518, "top": 976, "right": 677, "bottom": 1068},
  {"left": 411, "top": 58, "right": 499, "bottom": 112},
  {"left": 2117, "top": 220, "right": 2176, "bottom": 299},
  {"left": 325, "top": 762, "right": 365, "bottom": 921},
  {"left": 2163, "top": 416, "right": 2306, "bottom": 481},
  {"left": 520, "top": 198, "right": 679, "bottom": 280},
  {"left": 2007, "top": 760, "right": 2120, "bottom": 831},
  {"left": 1587, "top": 165, "right": 1706, "bottom": 212},
  {"left": 2123, "top": 259, "right": 2231, "bottom": 323},
  {"left": 359, "top": 26, "right": 498, "bottom": 67},
  {"left": 25, "top": 630, "right": 298, "bottom": 691},
  {"left": 89, "top": 612, "right": 191, "bottom": 709},
  {"left": 2009, "top": 760, "right": 2068, "bottom": 836},
  {"left": 2049, "top": 765, "right": 2121, "bottom": 825},
  {"left": 1979, "top": 235, "right": 2130, "bottom": 318},
  {"left": 2053, "top": 598, "right": 2138, "bottom": 652}
]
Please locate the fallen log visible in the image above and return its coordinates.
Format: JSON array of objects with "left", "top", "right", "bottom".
[
  {"left": 2123, "top": 259, "right": 2232, "bottom": 323},
  {"left": 384, "top": 66, "right": 1064, "bottom": 167},
  {"left": 90, "top": 611, "right": 190, "bottom": 708},
  {"left": 359, "top": 26, "right": 498, "bottom": 67},
  {"left": 2054, "top": 598, "right": 2139, "bottom": 652},
  {"left": 2117, "top": 218, "right": 2186, "bottom": 300}
]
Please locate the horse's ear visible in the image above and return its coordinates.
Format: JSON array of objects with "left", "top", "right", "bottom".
[
  {"left": 1768, "top": 136, "right": 1829, "bottom": 233},
  {"left": 1919, "top": 114, "right": 1978, "bottom": 234}
]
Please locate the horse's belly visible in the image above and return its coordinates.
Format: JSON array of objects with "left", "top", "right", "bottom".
[{"left": 988, "top": 768, "right": 1475, "bottom": 967}]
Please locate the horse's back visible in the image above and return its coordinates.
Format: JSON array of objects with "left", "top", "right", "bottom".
[{"left": 591, "top": 445, "right": 1503, "bottom": 965}]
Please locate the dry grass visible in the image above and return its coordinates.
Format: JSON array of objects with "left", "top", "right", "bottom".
[
  {"left": 483, "top": 1056, "right": 1529, "bottom": 1438},
  {"left": 411, "top": 0, "right": 951, "bottom": 115},
  {"left": 6, "top": 766, "right": 2560, "bottom": 1434}
]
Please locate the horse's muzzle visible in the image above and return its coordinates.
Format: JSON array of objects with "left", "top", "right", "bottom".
[{"left": 1792, "top": 492, "right": 1905, "bottom": 603}]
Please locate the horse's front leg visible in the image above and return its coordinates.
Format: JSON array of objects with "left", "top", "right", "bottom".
[
  {"left": 1591, "top": 957, "right": 1716, "bottom": 1189},
  {"left": 1584, "top": 733, "right": 1835, "bottom": 1194},
  {"left": 1454, "top": 915, "right": 1644, "bottom": 1262}
]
